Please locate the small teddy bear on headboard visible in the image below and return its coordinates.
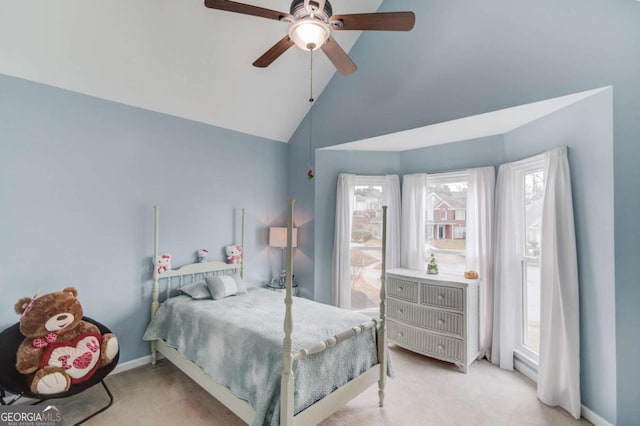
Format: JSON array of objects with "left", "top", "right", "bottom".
[
  {"left": 197, "top": 248, "right": 209, "bottom": 263},
  {"left": 225, "top": 245, "right": 242, "bottom": 264},
  {"left": 154, "top": 253, "right": 172, "bottom": 274}
]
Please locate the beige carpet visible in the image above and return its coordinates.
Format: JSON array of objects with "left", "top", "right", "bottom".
[{"left": 41, "top": 345, "right": 590, "bottom": 425}]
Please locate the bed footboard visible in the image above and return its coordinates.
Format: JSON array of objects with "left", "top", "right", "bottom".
[
  {"left": 280, "top": 202, "right": 388, "bottom": 425},
  {"left": 292, "top": 320, "right": 379, "bottom": 362},
  {"left": 378, "top": 205, "right": 388, "bottom": 407},
  {"left": 281, "top": 199, "right": 296, "bottom": 426}
]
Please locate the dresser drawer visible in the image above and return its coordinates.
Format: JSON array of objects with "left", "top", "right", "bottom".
[
  {"left": 388, "top": 320, "right": 464, "bottom": 362},
  {"left": 387, "top": 277, "right": 418, "bottom": 303},
  {"left": 387, "top": 299, "right": 464, "bottom": 337},
  {"left": 420, "top": 283, "right": 464, "bottom": 311}
]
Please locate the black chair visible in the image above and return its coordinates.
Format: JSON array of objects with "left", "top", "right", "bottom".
[{"left": 0, "top": 317, "right": 119, "bottom": 425}]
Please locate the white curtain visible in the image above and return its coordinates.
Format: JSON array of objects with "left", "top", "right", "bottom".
[
  {"left": 537, "top": 147, "right": 581, "bottom": 418},
  {"left": 401, "top": 174, "right": 427, "bottom": 270},
  {"left": 332, "top": 173, "right": 355, "bottom": 308},
  {"left": 383, "top": 175, "right": 401, "bottom": 270},
  {"left": 491, "top": 163, "right": 523, "bottom": 370},
  {"left": 465, "top": 166, "right": 495, "bottom": 360}
]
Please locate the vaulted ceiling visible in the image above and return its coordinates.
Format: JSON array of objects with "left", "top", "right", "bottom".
[{"left": 0, "top": 0, "right": 383, "bottom": 142}]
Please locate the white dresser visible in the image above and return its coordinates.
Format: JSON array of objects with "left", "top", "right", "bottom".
[{"left": 385, "top": 268, "right": 480, "bottom": 373}]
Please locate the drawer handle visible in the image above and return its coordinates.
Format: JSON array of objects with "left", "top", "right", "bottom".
[
  {"left": 438, "top": 344, "right": 445, "bottom": 351},
  {"left": 398, "top": 287, "right": 404, "bottom": 291},
  {"left": 438, "top": 294, "right": 445, "bottom": 300},
  {"left": 398, "top": 332, "right": 404, "bottom": 338},
  {"left": 398, "top": 309, "right": 404, "bottom": 315},
  {"left": 438, "top": 319, "right": 445, "bottom": 325}
]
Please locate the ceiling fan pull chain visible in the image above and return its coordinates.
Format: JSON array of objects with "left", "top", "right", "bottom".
[
  {"left": 307, "top": 47, "right": 315, "bottom": 181},
  {"left": 309, "top": 48, "right": 314, "bottom": 103}
]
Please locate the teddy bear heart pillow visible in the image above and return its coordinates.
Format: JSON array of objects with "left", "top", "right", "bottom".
[{"left": 14, "top": 287, "right": 119, "bottom": 395}]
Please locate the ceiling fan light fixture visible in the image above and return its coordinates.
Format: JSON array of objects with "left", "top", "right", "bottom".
[{"left": 289, "top": 18, "right": 330, "bottom": 51}]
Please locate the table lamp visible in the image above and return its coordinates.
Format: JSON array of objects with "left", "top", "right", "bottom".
[{"left": 269, "top": 227, "right": 298, "bottom": 285}]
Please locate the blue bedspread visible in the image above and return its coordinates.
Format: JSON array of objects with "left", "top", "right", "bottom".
[{"left": 143, "top": 287, "right": 387, "bottom": 426}]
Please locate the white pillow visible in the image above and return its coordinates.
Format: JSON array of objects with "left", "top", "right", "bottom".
[
  {"left": 180, "top": 281, "right": 211, "bottom": 299},
  {"left": 205, "top": 275, "right": 238, "bottom": 300}
]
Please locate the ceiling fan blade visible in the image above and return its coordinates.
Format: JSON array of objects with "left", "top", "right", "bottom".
[
  {"left": 330, "top": 12, "right": 415, "bottom": 31},
  {"left": 320, "top": 35, "right": 357, "bottom": 76},
  {"left": 204, "top": 0, "right": 292, "bottom": 21},
  {"left": 253, "top": 35, "right": 295, "bottom": 68}
]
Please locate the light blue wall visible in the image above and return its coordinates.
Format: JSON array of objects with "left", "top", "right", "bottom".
[
  {"left": 287, "top": 0, "right": 639, "bottom": 422},
  {"left": 503, "top": 89, "right": 615, "bottom": 423},
  {"left": 0, "top": 74, "right": 288, "bottom": 363},
  {"left": 287, "top": 116, "right": 316, "bottom": 299},
  {"left": 400, "top": 136, "right": 505, "bottom": 174}
]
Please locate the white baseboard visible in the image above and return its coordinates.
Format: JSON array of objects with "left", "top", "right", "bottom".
[
  {"left": 110, "top": 354, "right": 153, "bottom": 375},
  {"left": 581, "top": 404, "right": 613, "bottom": 426},
  {"left": 513, "top": 356, "right": 612, "bottom": 426}
]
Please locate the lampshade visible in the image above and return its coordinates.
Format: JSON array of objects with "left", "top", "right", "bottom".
[
  {"left": 269, "top": 227, "right": 298, "bottom": 248},
  {"left": 288, "top": 18, "right": 330, "bottom": 51}
]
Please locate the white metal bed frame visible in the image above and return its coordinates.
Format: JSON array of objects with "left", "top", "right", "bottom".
[{"left": 149, "top": 199, "right": 388, "bottom": 425}]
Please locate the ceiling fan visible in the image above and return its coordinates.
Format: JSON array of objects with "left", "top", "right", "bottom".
[{"left": 204, "top": 0, "right": 415, "bottom": 75}]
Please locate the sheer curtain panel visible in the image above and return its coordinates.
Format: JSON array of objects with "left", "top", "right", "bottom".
[
  {"left": 401, "top": 174, "right": 427, "bottom": 270},
  {"left": 537, "top": 147, "right": 581, "bottom": 418},
  {"left": 491, "top": 163, "right": 523, "bottom": 370},
  {"left": 465, "top": 166, "right": 495, "bottom": 360},
  {"left": 491, "top": 148, "right": 580, "bottom": 418},
  {"left": 383, "top": 175, "right": 401, "bottom": 270},
  {"left": 332, "top": 173, "right": 355, "bottom": 308}
]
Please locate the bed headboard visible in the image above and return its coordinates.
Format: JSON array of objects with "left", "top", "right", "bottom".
[
  {"left": 153, "top": 261, "right": 240, "bottom": 304},
  {"left": 150, "top": 205, "right": 245, "bottom": 315}
]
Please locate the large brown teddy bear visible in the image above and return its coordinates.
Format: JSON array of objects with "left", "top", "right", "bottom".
[{"left": 14, "top": 287, "right": 119, "bottom": 395}]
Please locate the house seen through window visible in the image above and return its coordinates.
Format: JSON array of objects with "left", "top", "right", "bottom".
[
  {"left": 350, "top": 177, "right": 384, "bottom": 311},
  {"left": 425, "top": 172, "right": 468, "bottom": 275}
]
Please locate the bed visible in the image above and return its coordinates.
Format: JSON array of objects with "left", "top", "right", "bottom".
[{"left": 143, "top": 199, "right": 389, "bottom": 425}]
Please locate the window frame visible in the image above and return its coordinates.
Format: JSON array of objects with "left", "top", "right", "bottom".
[{"left": 511, "top": 158, "right": 545, "bottom": 369}]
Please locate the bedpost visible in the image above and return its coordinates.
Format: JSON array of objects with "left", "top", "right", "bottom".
[
  {"left": 241, "top": 208, "right": 245, "bottom": 280},
  {"left": 378, "top": 205, "right": 388, "bottom": 407},
  {"left": 280, "top": 198, "right": 295, "bottom": 426},
  {"left": 151, "top": 205, "right": 160, "bottom": 365}
]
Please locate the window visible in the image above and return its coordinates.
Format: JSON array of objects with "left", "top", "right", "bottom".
[
  {"left": 350, "top": 176, "right": 384, "bottom": 311},
  {"left": 424, "top": 172, "right": 468, "bottom": 275},
  {"left": 521, "top": 169, "right": 544, "bottom": 358}
]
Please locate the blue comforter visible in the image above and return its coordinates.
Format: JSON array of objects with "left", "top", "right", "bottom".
[{"left": 143, "top": 288, "right": 387, "bottom": 426}]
